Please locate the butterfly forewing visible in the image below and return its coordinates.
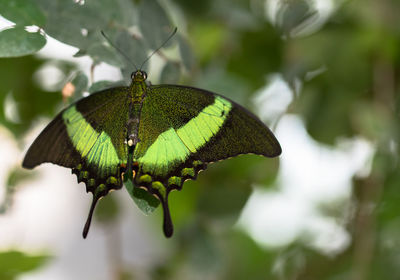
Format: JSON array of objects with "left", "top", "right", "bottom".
[
  {"left": 23, "top": 87, "right": 132, "bottom": 238},
  {"left": 23, "top": 87, "right": 130, "bottom": 172}
]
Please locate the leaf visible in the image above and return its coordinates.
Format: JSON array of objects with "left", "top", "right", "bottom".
[
  {"left": 0, "top": 250, "right": 49, "bottom": 280},
  {"left": 190, "top": 22, "right": 225, "bottom": 63},
  {"left": 138, "top": 0, "right": 172, "bottom": 50},
  {"left": 88, "top": 80, "right": 122, "bottom": 94},
  {"left": 196, "top": 174, "right": 252, "bottom": 223},
  {"left": 35, "top": 1, "right": 104, "bottom": 49},
  {"left": 87, "top": 42, "right": 124, "bottom": 67},
  {"left": 115, "top": 30, "right": 148, "bottom": 80},
  {"left": 160, "top": 61, "right": 181, "bottom": 84},
  {"left": 172, "top": 0, "right": 212, "bottom": 16},
  {"left": 276, "top": 0, "right": 318, "bottom": 36},
  {"left": 124, "top": 175, "right": 160, "bottom": 215},
  {"left": 0, "top": 0, "right": 46, "bottom": 26},
  {"left": 178, "top": 34, "right": 195, "bottom": 72},
  {"left": 186, "top": 229, "right": 221, "bottom": 274},
  {"left": 226, "top": 23, "right": 282, "bottom": 91},
  {"left": 95, "top": 194, "right": 120, "bottom": 223},
  {"left": 194, "top": 67, "right": 250, "bottom": 105},
  {"left": 111, "top": 0, "right": 138, "bottom": 27},
  {"left": 224, "top": 231, "right": 277, "bottom": 280},
  {"left": 39, "top": 2, "right": 91, "bottom": 50},
  {"left": 36, "top": 0, "right": 136, "bottom": 50},
  {"left": 0, "top": 56, "right": 62, "bottom": 137},
  {"left": 73, "top": 49, "right": 86, "bottom": 57},
  {"left": 6, "top": 167, "right": 34, "bottom": 189},
  {"left": 0, "top": 27, "right": 46, "bottom": 57}
]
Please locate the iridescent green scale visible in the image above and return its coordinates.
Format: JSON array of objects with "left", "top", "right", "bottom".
[{"left": 23, "top": 70, "right": 281, "bottom": 238}]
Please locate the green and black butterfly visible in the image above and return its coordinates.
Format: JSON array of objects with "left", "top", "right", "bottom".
[{"left": 22, "top": 31, "right": 281, "bottom": 238}]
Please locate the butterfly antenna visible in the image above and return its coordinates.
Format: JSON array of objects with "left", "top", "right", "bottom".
[
  {"left": 139, "top": 27, "right": 178, "bottom": 70},
  {"left": 100, "top": 30, "right": 138, "bottom": 71}
]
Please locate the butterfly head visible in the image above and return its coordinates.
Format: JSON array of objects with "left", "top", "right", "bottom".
[{"left": 131, "top": 70, "right": 148, "bottom": 82}]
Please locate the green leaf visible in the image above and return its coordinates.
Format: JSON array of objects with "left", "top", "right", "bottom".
[
  {"left": 190, "top": 22, "right": 225, "bottom": 64},
  {"left": 39, "top": 1, "right": 91, "bottom": 50},
  {"left": 276, "top": 0, "right": 318, "bottom": 36},
  {"left": 36, "top": 0, "right": 136, "bottom": 50},
  {"left": 95, "top": 193, "right": 120, "bottom": 223},
  {"left": 0, "top": 56, "right": 63, "bottom": 137},
  {"left": 0, "top": 0, "right": 46, "bottom": 26},
  {"left": 73, "top": 49, "right": 86, "bottom": 57},
  {"left": 0, "top": 27, "right": 46, "bottom": 57},
  {"left": 226, "top": 23, "right": 282, "bottom": 91},
  {"left": 172, "top": 0, "right": 212, "bottom": 16},
  {"left": 111, "top": 0, "right": 138, "bottom": 27},
  {"left": 178, "top": 34, "right": 195, "bottom": 72},
  {"left": 36, "top": 1, "right": 105, "bottom": 49},
  {"left": 87, "top": 43, "right": 124, "bottom": 67},
  {"left": 0, "top": 250, "right": 49, "bottom": 280},
  {"left": 160, "top": 61, "right": 181, "bottom": 84},
  {"left": 196, "top": 172, "right": 252, "bottom": 222},
  {"left": 6, "top": 167, "right": 34, "bottom": 189},
  {"left": 124, "top": 176, "right": 160, "bottom": 215},
  {"left": 186, "top": 229, "right": 221, "bottom": 274},
  {"left": 138, "top": 0, "right": 172, "bottom": 49},
  {"left": 194, "top": 67, "right": 250, "bottom": 105},
  {"left": 88, "top": 80, "right": 122, "bottom": 94},
  {"left": 115, "top": 30, "right": 148, "bottom": 80},
  {"left": 224, "top": 231, "right": 277, "bottom": 280}
]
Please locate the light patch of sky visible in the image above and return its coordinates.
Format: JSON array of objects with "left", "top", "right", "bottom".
[
  {"left": 4, "top": 91, "right": 21, "bottom": 123},
  {"left": 253, "top": 73, "right": 294, "bottom": 126},
  {"left": 33, "top": 63, "right": 65, "bottom": 92}
]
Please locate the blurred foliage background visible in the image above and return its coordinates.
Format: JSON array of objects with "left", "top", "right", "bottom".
[{"left": 0, "top": 0, "right": 399, "bottom": 279}]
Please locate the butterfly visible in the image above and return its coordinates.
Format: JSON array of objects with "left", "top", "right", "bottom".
[{"left": 22, "top": 30, "right": 281, "bottom": 238}]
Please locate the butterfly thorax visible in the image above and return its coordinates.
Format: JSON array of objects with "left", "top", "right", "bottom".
[{"left": 130, "top": 70, "right": 148, "bottom": 101}]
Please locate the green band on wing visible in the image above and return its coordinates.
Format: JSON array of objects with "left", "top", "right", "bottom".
[
  {"left": 137, "top": 127, "right": 188, "bottom": 176},
  {"left": 63, "top": 106, "right": 121, "bottom": 177},
  {"left": 137, "top": 96, "right": 232, "bottom": 176},
  {"left": 176, "top": 96, "right": 231, "bottom": 153}
]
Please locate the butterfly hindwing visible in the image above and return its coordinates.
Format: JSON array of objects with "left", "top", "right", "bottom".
[{"left": 23, "top": 87, "right": 131, "bottom": 237}]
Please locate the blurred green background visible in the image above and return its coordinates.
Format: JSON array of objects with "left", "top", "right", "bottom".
[{"left": 0, "top": 0, "right": 399, "bottom": 279}]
